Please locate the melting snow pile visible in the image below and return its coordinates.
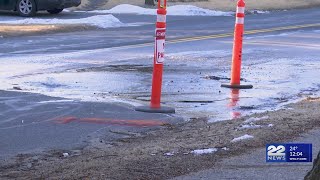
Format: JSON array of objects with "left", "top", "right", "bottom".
[
  {"left": 191, "top": 148, "right": 218, "bottom": 155},
  {"left": 231, "top": 134, "right": 254, "bottom": 143},
  {"left": 91, "top": 4, "right": 233, "bottom": 16},
  {"left": 0, "top": 15, "right": 124, "bottom": 29}
]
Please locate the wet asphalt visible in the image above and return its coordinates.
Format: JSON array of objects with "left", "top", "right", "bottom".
[{"left": 0, "top": 90, "right": 180, "bottom": 160}]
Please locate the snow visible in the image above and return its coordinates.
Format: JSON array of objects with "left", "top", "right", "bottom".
[
  {"left": 231, "top": 134, "right": 254, "bottom": 143},
  {"left": 222, "top": 147, "right": 229, "bottom": 151},
  {"left": 91, "top": 4, "right": 154, "bottom": 15},
  {"left": 164, "top": 152, "right": 175, "bottom": 156},
  {"left": 245, "top": 32, "right": 294, "bottom": 40},
  {"left": 90, "top": 4, "right": 233, "bottom": 16},
  {"left": 191, "top": 148, "right": 218, "bottom": 155},
  {"left": 0, "top": 15, "right": 124, "bottom": 29},
  {"left": 238, "top": 123, "right": 262, "bottom": 130},
  {"left": 166, "top": 50, "right": 231, "bottom": 61},
  {"left": 37, "top": 100, "right": 76, "bottom": 104},
  {"left": 244, "top": 116, "right": 269, "bottom": 123},
  {"left": 249, "top": 10, "right": 270, "bottom": 14},
  {"left": 167, "top": 5, "right": 233, "bottom": 16}
]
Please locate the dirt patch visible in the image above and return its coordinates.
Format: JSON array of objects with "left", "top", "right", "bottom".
[
  {"left": 0, "top": 24, "right": 95, "bottom": 38},
  {"left": 1, "top": 97, "right": 320, "bottom": 179}
]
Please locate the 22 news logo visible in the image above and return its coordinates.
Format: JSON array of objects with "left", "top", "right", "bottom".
[{"left": 266, "top": 144, "right": 286, "bottom": 162}]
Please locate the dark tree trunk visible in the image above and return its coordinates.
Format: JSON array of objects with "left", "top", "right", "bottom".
[
  {"left": 305, "top": 151, "right": 320, "bottom": 180},
  {"left": 145, "top": 0, "right": 155, "bottom": 6}
]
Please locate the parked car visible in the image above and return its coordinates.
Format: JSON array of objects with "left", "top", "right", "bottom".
[{"left": 0, "top": 0, "right": 81, "bottom": 17}]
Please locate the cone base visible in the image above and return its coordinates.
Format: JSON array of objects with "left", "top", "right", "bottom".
[
  {"left": 135, "top": 106, "right": 175, "bottom": 114},
  {"left": 221, "top": 84, "right": 253, "bottom": 89}
]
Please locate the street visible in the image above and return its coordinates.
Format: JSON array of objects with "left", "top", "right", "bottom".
[{"left": 0, "top": 5, "right": 320, "bottom": 179}]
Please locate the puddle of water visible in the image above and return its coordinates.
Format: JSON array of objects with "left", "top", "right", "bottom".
[{"left": 1, "top": 30, "right": 320, "bottom": 123}]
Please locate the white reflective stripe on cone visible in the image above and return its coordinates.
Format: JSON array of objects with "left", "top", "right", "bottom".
[
  {"left": 237, "top": 7, "right": 245, "bottom": 13},
  {"left": 236, "top": 17, "right": 244, "bottom": 24},
  {"left": 157, "top": 14, "right": 166, "bottom": 23}
]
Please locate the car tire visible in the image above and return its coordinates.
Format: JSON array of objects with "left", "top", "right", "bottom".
[
  {"left": 17, "top": 0, "right": 36, "bottom": 17},
  {"left": 47, "top": 8, "right": 64, "bottom": 14}
]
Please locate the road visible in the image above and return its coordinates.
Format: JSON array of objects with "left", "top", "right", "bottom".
[
  {"left": 1, "top": 8, "right": 320, "bottom": 55},
  {"left": 0, "top": 7, "right": 320, "bottom": 179}
]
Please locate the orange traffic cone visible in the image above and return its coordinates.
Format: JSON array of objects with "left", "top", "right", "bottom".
[
  {"left": 136, "top": 0, "right": 175, "bottom": 113},
  {"left": 222, "top": 0, "right": 253, "bottom": 89}
]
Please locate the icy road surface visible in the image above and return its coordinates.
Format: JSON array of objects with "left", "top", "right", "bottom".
[{"left": 1, "top": 29, "right": 320, "bottom": 122}]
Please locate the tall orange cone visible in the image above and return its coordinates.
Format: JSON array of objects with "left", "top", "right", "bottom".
[
  {"left": 136, "top": 0, "right": 175, "bottom": 113},
  {"left": 222, "top": 0, "right": 253, "bottom": 89}
]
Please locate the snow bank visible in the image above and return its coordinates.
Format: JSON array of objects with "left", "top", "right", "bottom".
[
  {"left": 167, "top": 5, "right": 233, "bottom": 16},
  {"left": 91, "top": 4, "right": 233, "bottom": 16},
  {"left": 191, "top": 148, "right": 218, "bottom": 155},
  {"left": 231, "top": 134, "right": 254, "bottom": 143},
  {"left": 91, "top": 4, "right": 154, "bottom": 15},
  {"left": 0, "top": 15, "right": 124, "bottom": 29}
]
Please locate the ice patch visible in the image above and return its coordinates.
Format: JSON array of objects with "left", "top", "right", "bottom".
[
  {"left": 238, "top": 123, "right": 262, "bottom": 130},
  {"left": 245, "top": 32, "right": 293, "bottom": 39},
  {"left": 90, "top": 4, "right": 233, "bottom": 16},
  {"left": 244, "top": 116, "right": 269, "bottom": 123},
  {"left": 37, "top": 100, "right": 76, "bottom": 104},
  {"left": 191, "top": 148, "right": 218, "bottom": 155},
  {"left": 164, "top": 152, "right": 175, "bottom": 156},
  {"left": 222, "top": 147, "right": 229, "bottom": 151},
  {"left": 249, "top": 10, "right": 270, "bottom": 14},
  {"left": 166, "top": 50, "right": 231, "bottom": 61},
  {"left": 231, "top": 134, "right": 254, "bottom": 143},
  {"left": 0, "top": 15, "right": 124, "bottom": 29}
]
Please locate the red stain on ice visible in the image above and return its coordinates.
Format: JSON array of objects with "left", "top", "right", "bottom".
[{"left": 55, "top": 117, "right": 167, "bottom": 127}]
